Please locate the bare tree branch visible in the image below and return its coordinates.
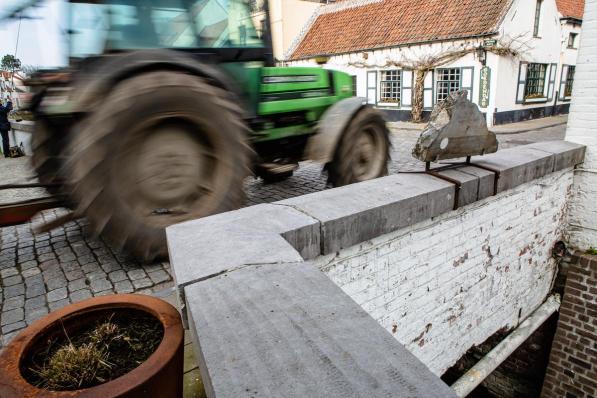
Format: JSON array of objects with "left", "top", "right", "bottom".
[{"left": 346, "top": 35, "right": 529, "bottom": 121}]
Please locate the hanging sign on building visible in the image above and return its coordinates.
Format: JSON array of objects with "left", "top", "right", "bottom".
[
  {"left": 483, "top": 39, "right": 497, "bottom": 47},
  {"left": 479, "top": 66, "right": 491, "bottom": 108}
]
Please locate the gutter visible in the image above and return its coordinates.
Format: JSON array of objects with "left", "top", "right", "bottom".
[
  {"left": 450, "top": 295, "right": 561, "bottom": 397},
  {"left": 560, "top": 16, "right": 583, "bottom": 24}
]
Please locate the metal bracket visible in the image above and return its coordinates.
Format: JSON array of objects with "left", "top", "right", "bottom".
[
  {"left": 401, "top": 156, "right": 501, "bottom": 210},
  {"left": 464, "top": 161, "right": 501, "bottom": 196},
  {"left": 437, "top": 156, "right": 501, "bottom": 196}
]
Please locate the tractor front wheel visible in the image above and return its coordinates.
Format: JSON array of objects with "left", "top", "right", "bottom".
[
  {"left": 65, "top": 72, "right": 250, "bottom": 262},
  {"left": 327, "top": 107, "right": 390, "bottom": 187}
]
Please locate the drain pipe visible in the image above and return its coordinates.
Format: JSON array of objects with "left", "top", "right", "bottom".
[{"left": 451, "top": 294, "right": 561, "bottom": 397}]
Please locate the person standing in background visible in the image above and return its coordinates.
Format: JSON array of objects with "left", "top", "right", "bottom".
[{"left": 0, "top": 100, "right": 13, "bottom": 158}]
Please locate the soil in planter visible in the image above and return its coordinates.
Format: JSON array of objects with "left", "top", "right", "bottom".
[{"left": 22, "top": 310, "right": 163, "bottom": 391}]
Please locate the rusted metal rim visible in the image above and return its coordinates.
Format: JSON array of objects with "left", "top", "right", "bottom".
[
  {"left": 0, "top": 294, "right": 183, "bottom": 397},
  {"left": 0, "top": 196, "right": 65, "bottom": 227}
]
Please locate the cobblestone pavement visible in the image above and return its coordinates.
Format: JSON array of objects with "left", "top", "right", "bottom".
[
  {"left": 1, "top": 156, "right": 48, "bottom": 205},
  {"left": 0, "top": 123, "right": 566, "bottom": 347}
]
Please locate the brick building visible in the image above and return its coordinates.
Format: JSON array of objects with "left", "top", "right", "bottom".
[
  {"left": 542, "top": 254, "right": 597, "bottom": 397},
  {"left": 286, "top": 0, "right": 585, "bottom": 125},
  {"left": 542, "top": 0, "right": 596, "bottom": 395}
]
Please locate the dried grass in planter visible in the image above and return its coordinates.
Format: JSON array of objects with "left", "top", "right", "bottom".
[{"left": 26, "top": 312, "right": 163, "bottom": 391}]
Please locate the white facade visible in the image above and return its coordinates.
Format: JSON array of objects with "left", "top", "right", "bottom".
[
  {"left": 290, "top": 0, "right": 583, "bottom": 125},
  {"left": 565, "top": 0, "right": 596, "bottom": 250}
]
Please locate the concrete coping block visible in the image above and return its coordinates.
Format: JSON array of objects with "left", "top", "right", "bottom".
[
  {"left": 435, "top": 166, "right": 495, "bottom": 207},
  {"left": 184, "top": 261, "right": 458, "bottom": 398},
  {"left": 279, "top": 173, "right": 455, "bottom": 254},
  {"left": 166, "top": 203, "right": 320, "bottom": 287},
  {"left": 471, "top": 146, "right": 556, "bottom": 192},
  {"left": 523, "top": 140, "right": 586, "bottom": 171}
]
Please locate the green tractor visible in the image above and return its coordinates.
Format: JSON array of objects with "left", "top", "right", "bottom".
[{"left": 24, "top": 0, "right": 390, "bottom": 261}]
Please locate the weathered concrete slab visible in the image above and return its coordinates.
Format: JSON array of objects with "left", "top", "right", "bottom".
[
  {"left": 279, "top": 174, "right": 455, "bottom": 254},
  {"left": 435, "top": 168, "right": 477, "bottom": 207},
  {"left": 184, "top": 261, "right": 458, "bottom": 398},
  {"left": 166, "top": 204, "right": 320, "bottom": 287},
  {"left": 472, "top": 146, "right": 555, "bottom": 193},
  {"left": 460, "top": 166, "right": 496, "bottom": 201},
  {"left": 524, "top": 140, "right": 586, "bottom": 171},
  {"left": 436, "top": 166, "right": 496, "bottom": 207}
]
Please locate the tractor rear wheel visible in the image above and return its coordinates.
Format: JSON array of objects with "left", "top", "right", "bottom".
[
  {"left": 327, "top": 107, "right": 390, "bottom": 186},
  {"left": 65, "top": 71, "right": 250, "bottom": 262}
]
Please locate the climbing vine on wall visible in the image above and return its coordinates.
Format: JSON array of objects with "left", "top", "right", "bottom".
[{"left": 348, "top": 35, "right": 529, "bottom": 122}]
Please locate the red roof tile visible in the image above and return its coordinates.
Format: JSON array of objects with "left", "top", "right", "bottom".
[
  {"left": 556, "top": 0, "right": 584, "bottom": 19},
  {"left": 290, "top": 0, "right": 512, "bottom": 60}
]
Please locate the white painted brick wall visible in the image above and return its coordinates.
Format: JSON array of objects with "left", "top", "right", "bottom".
[
  {"left": 314, "top": 169, "right": 574, "bottom": 375},
  {"left": 565, "top": 0, "right": 597, "bottom": 249}
]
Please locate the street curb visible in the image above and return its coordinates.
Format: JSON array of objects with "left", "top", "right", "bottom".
[
  {"left": 389, "top": 121, "right": 567, "bottom": 135},
  {"left": 492, "top": 121, "right": 567, "bottom": 135}
]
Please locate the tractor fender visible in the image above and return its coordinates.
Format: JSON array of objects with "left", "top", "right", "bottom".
[
  {"left": 69, "top": 49, "right": 241, "bottom": 114},
  {"left": 305, "top": 97, "right": 368, "bottom": 164}
]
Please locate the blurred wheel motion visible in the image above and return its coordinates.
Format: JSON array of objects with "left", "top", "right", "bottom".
[{"left": 64, "top": 72, "right": 250, "bottom": 262}]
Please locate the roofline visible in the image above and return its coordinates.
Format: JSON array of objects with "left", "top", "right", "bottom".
[
  {"left": 284, "top": 0, "right": 386, "bottom": 61},
  {"left": 493, "top": 0, "right": 516, "bottom": 32},
  {"left": 289, "top": 32, "right": 498, "bottom": 62}
]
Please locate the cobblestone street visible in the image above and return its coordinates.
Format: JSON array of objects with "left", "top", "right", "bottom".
[{"left": 0, "top": 122, "right": 566, "bottom": 347}]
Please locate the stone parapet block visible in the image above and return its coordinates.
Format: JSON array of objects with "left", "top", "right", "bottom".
[
  {"left": 184, "top": 261, "right": 458, "bottom": 398},
  {"left": 166, "top": 204, "right": 320, "bottom": 287},
  {"left": 472, "top": 147, "right": 555, "bottom": 192},
  {"left": 471, "top": 141, "right": 585, "bottom": 193},
  {"left": 524, "top": 140, "right": 586, "bottom": 172},
  {"left": 280, "top": 173, "right": 455, "bottom": 254},
  {"left": 434, "top": 165, "right": 495, "bottom": 207}
]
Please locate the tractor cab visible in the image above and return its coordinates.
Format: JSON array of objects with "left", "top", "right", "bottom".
[{"left": 67, "top": 0, "right": 271, "bottom": 63}]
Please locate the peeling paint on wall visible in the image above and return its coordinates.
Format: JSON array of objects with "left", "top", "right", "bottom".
[{"left": 315, "top": 169, "right": 574, "bottom": 375}]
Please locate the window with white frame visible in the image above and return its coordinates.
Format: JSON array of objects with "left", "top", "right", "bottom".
[
  {"left": 524, "top": 63, "right": 547, "bottom": 99},
  {"left": 379, "top": 70, "right": 401, "bottom": 104},
  {"left": 436, "top": 68, "right": 461, "bottom": 102}
]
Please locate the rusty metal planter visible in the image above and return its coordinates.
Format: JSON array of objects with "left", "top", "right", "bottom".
[{"left": 0, "top": 294, "right": 183, "bottom": 398}]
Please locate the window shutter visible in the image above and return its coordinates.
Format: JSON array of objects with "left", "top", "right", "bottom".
[
  {"left": 423, "top": 70, "right": 434, "bottom": 109},
  {"left": 547, "top": 63, "right": 557, "bottom": 100},
  {"left": 401, "top": 70, "right": 413, "bottom": 107},
  {"left": 366, "top": 71, "right": 377, "bottom": 105},
  {"left": 515, "top": 62, "right": 528, "bottom": 104},
  {"left": 461, "top": 67, "right": 474, "bottom": 101},
  {"left": 559, "top": 65, "right": 568, "bottom": 100}
]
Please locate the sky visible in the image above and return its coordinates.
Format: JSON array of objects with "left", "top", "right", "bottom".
[{"left": 0, "top": 0, "right": 67, "bottom": 68}]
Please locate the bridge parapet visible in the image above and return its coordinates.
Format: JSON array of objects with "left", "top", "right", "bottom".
[{"left": 167, "top": 141, "right": 585, "bottom": 397}]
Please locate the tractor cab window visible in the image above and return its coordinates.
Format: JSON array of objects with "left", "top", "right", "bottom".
[{"left": 69, "top": 0, "right": 262, "bottom": 58}]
